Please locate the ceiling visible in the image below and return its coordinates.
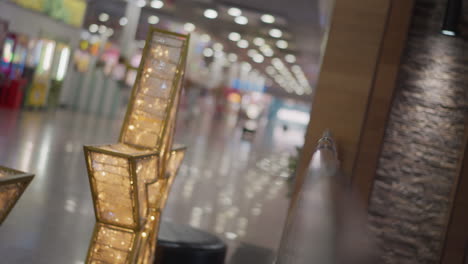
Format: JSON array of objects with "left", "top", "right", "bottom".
[{"left": 83, "top": 0, "right": 333, "bottom": 101}]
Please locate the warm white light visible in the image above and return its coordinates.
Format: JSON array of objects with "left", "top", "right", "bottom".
[
  {"left": 269, "top": 28, "right": 282, "bottom": 38},
  {"left": 241, "top": 62, "right": 251, "bottom": 71},
  {"left": 200, "top": 34, "right": 211, "bottom": 42},
  {"left": 262, "top": 48, "right": 274, "bottom": 57},
  {"left": 442, "top": 30, "right": 456, "bottom": 36},
  {"left": 56, "top": 47, "right": 70, "bottom": 81},
  {"left": 204, "top": 9, "right": 218, "bottom": 19},
  {"left": 228, "top": 53, "right": 238, "bottom": 62},
  {"left": 276, "top": 40, "right": 288, "bottom": 49},
  {"left": 277, "top": 108, "right": 310, "bottom": 124},
  {"left": 184, "top": 23, "right": 196, "bottom": 32},
  {"left": 119, "top": 17, "right": 128, "bottom": 26},
  {"left": 99, "top": 13, "right": 109, "bottom": 22},
  {"left": 235, "top": 16, "right": 248, "bottom": 25},
  {"left": 266, "top": 66, "right": 276, "bottom": 75},
  {"left": 106, "top": 28, "right": 114, "bottom": 37},
  {"left": 213, "top": 42, "right": 223, "bottom": 51},
  {"left": 285, "top": 54, "right": 296, "bottom": 63},
  {"left": 42, "top": 42, "right": 55, "bottom": 71},
  {"left": 253, "top": 37, "right": 265, "bottom": 46},
  {"left": 89, "top": 24, "right": 98, "bottom": 33},
  {"left": 247, "top": 49, "right": 257, "bottom": 57},
  {"left": 136, "top": 0, "right": 146, "bottom": 8},
  {"left": 253, "top": 54, "right": 264, "bottom": 63},
  {"left": 237, "top": 39, "right": 249, "bottom": 48},
  {"left": 261, "top": 14, "right": 275, "bottom": 24},
  {"left": 148, "top": 15, "right": 160, "bottom": 24},
  {"left": 228, "top": 7, "right": 242, "bottom": 16},
  {"left": 98, "top": 25, "right": 107, "bottom": 34},
  {"left": 228, "top": 32, "right": 241, "bottom": 41},
  {"left": 203, "top": 48, "right": 214, "bottom": 57},
  {"left": 150, "top": 0, "right": 164, "bottom": 9}
]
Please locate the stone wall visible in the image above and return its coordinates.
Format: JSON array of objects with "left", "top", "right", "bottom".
[{"left": 368, "top": 0, "right": 468, "bottom": 263}]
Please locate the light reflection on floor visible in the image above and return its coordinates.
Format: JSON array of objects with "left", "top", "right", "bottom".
[{"left": 0, "top": 95, "right": 306, "bottom": 264}]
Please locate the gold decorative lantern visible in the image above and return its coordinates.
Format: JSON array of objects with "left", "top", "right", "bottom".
[
  {"left": 84, "top": 28, "right": 189, "bottom": 264},
  {"left": 0, "top": 166, "right": 34, "bottom": 225}
]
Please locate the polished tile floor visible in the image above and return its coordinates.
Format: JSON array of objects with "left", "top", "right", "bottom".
[{"left": 0, "top": 95, "right": 305, "bottom": 264}]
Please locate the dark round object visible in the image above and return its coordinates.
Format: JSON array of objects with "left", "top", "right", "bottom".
[{"left": 155, "top": 221, "right": 227, "bottom": 264}]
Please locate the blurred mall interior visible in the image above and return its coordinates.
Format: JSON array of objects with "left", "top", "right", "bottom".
[{"left": 1, "top": 0, "right": 468, "bottom": 263}]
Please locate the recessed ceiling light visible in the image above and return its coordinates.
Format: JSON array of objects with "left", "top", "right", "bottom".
[
  {"left": 237, "top": 39, "right": 249, "bottom": 48},
  {"left": 203, "top": 48, "right": 214, "bottom": 57},
  {"left": 213, "top": 42, "right": 224, "bottom": 51},
  {"left": 262, "top": 48, "right": 274, "bottom": 57},
  {"left": 269, "top": 28, "right": 282, "bottom": 38},
  {"left": 241, "top": 62, "right": 252, "bottom": 71},
  {"left": 148, "top": 15, "right": 159, "bottom": 24},
  {"left": 253, "top": 37, "right": 265, "bottom": 46},
  {"left": 228, "top": 53, "right": 238, "bottom": 62},
  {"left": 247, "top": 49, "right": 258, "bottom": 57},
  {"left": 106, "top": 28, "right": 114, "bottom": 37},
  {"left": 266, "top": 66, "right": 276, "bottom": 75},
  {"left": 150, "top": 0, "right": 164, "bottom": 9},
  {"left": 184, "top": 23, "right": 196, "bottom": 32},
  {"left": 136, "top": 0, "right": 146, "bottom": 8},
  {"left": 204, "top": 9, "right": 218, "bottom": 19},
  {"left": 291, "top": 65, "right": 301, "bottom": 72},
  {"left": 228, "top": 7, "right": 242, "bottom": 16},
  {"left": 276, "top": 40, "right": 288, "bottom": 49},
  {"left": 200, "top": 34, "right": 211, "bottom": 42},
  {"left": 89, "top": 24, "right": 98, "bottom": 33},
  {"left": 235, "top": 16, "right": 248, "bottom": 25},
  {"left": 98, "top": 25, "right": 107, "bottom": 34},
  {"left": 261, "top": 14, "right": 275, "bottom": 24},
  {"left": 285, "top": 54, "right": 296, "bottom": 63},
  {"left": 99, "top": 13, "right": 109, "bottom": 22},
  {"left": 119, "top": 17, "right": 128, "bottom": 26},
  {"left": 228, "top": 32, "right": 241, "bottom": 41},
  {"left": 253, "top": 54, "right": 264, "bottom": 63}
]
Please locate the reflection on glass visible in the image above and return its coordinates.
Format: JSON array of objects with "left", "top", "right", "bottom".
[{"left": 84, "top": 28, "right": 189, "bottom": 264}]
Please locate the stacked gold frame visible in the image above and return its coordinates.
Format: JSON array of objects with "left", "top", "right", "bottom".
[
  {"left": 0, "top": 166, "right": 34, "bottom": 225},
  {"left": 83, "top": 28, "right": 189, "bottom": 264}
]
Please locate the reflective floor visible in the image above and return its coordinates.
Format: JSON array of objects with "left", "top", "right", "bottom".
[{"left": 0, "top": 95, "right": 305, "bottom": 264}]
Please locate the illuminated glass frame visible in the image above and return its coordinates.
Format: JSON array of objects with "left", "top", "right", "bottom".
[{"left": 83, "top": 28, "right": 189, "bottom": 264}]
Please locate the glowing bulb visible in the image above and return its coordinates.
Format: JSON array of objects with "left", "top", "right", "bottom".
[
  {"left": 253, "top": 37, "right": 265, "bottom": 46},
  {"left": 269, "top": 28, "right": 282, "bottom": 38},
  {"left": 89, "top": 24, "right": 98, "bottom": 33},
  {"left": 261, "top": 14, "right": 275, "bottom": 24},
  {"left": 204, "top": 9, "right": 218, "bottom": 19},
  {"left": 247, "top": 49, "right": 257, "bottom": 57},
  {"left": 228, "top": 53, "right": 238, "bottom": 62},
  {"left": 203, "top": 48, "right": 214, "bottom": 57},
  {"left": 228, "top": 7, "right": 242, "bottom": 16},
  {"left": 237, "top": 39, "right": 249, "bottom": 48},
  {"left": 98, "top": 25, "right": 107, "bottom": 34},
  {"left": 253, "top": 54, "right": 264, "bottom": 63},
  {"left": 184, "top": 23, "right": 196, "bottom": 32},
  {"left": 99, "top": 13, "right": 109, "bottom": 22},
  {"left": 150, "top": 0, "right": 164, "bottom": 9},
  {"left": 228, "top": 32, "right": 241, "bottom": 42},
  {"left": 148, "top": 15, "right": 159, "bottom": 24},
  {"left": 235, "top": 16, "right": 248, "bottom": 25},
  {"left": 276, "top": 40, "right": 288, "bottom": 49},
  {"left": 136, "top": 0, "right": 146, "bottom": 8},
  {"left": 285, "top": 54, "right": 296, "bottom": 63},
  {"left": 119, "top": 17, "right": 128, "bottom": 26}
]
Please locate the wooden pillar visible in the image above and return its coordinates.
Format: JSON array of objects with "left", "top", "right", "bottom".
[{"left": 295, "top": 0, "right": 414, "bottom": 199}]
